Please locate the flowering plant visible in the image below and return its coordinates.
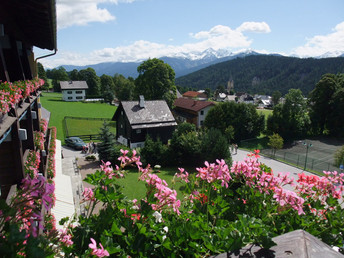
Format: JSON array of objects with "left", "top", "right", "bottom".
[
  {"left": 0, "top": 78, "right": 44, "bottom": 114},
  {"left": 2, "top": 147, "right": 344, "bottom": 256},
  {"left": 34, "top": 131, "right": 45, "bottom": 150},
  {"left": 24, "top": 150, "right": 40, "bottom": 178},
  {"left": 40, "top": 118, "right": 48, "bottom": 135},
  {"left": 59, "top": 150, "right": 344, "bottom": 257}
]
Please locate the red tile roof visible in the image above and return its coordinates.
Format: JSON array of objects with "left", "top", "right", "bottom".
[
  {"left": 182, "top": 91, "right": 201, "bottom": 98},
  {"left": 174, "top": 98, "right": 215, "bottom": 112}
]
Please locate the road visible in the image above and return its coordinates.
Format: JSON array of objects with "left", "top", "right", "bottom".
[{"left": 231, "top": 149, "right": 317, "bottom": 191}]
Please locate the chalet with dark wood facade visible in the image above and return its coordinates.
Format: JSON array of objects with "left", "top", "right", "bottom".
[
  {"left": 0, "top": 0, "right": 57, "bottom": 200},
  {"left": 173, "top": 98, "right": 215, "bottom": 128},
  {"left": 112, "top": 96, "right": 177, "bottom": 148}
]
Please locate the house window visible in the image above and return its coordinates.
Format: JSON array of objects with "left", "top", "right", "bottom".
[
  {"left": 200, "top": 110, "right": 204, "bottom": 115},
  {"left": 200, "top": 120, "right": 204, "bottom": 126},
  {"left": 68, "top": 97, "right": 73, "bottom": 100},
  {"left": 76, "top": 96, "right": 83, "bottom": 99},
  {"left": 136, "top": 129, "right": 141, "bottom": 134},
  {"left": 67, "top": 91, "right": 72, "bottom": 94},
  {"left": 76, "top": 90, "right": 83, "bottom": 94}
]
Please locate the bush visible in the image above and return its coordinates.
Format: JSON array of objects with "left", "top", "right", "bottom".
[
  {"left": 201, "top": 128, "right": 231, "bottom": 164},
  {"left": 85, "top": 155, "right": 96, "bottom": 161},
  {"left": 334, "top": 145, "right": 344, "bottom": 167},
  {"left": 140, "top": 135, "right": 168, "bottom": 166}
]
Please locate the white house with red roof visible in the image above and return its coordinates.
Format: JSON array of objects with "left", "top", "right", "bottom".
[{"left": 173, "top": 98, "right": 215, "bottom": 128}]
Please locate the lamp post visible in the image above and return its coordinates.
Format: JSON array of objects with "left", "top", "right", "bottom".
[{"left": 303, "top": 142, "right": 312, "bottom": 171}]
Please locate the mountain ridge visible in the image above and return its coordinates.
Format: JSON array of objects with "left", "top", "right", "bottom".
[{"left": 175, "top": 55, "right": 344, "bottom": 95}]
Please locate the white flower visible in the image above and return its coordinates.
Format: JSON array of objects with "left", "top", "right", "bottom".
[
  {"left": 152, "top": 211, "right": 162, "bottom": 223},
  {"left": 162, "top": 226, "right": 168, "bottom": 233}
]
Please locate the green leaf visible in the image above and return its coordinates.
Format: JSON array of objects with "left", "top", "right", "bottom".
[{"left": 111, "top": 221, "right": 123, "bottom": 235}]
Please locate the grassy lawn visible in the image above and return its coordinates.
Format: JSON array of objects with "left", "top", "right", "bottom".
[
  {"left": 40, "top": 92, "right": 117, "bottom": 141},
  {"left": 116, "top": 167, "right": 193, "bottom": 200},
  {"left": 257, "top": 108, "right": 273, "bottom": 119},
  {"left": 65, "top": 118, "right": 116, "bottom": 137}
]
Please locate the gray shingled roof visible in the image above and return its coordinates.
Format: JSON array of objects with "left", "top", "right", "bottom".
[
  {"left": 116, "top": 100, "right": 177, "bottom": 129},
  {"left": 60, "top": 81, "right": 88, "bottom": 90}
]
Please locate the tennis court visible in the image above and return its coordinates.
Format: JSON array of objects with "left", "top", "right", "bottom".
[{"left": 261, "top": 138, "right": 344, "bottom": 173}]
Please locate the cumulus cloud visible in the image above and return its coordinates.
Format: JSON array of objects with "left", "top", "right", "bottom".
[
  {"left": 292, "top": 21, "right": 344, "bottom": 57},
  {"left": 44, "top": 22, "right": 271, "bottom": 67},
  {"left": 57, "top": 0, "right": 136, "bottom": 29},
  {"left": 236, "top": 22, "right": 271, "bottom": 33},
  {"left": 91, "top": 24, "right": 255, "bottom": 63}
]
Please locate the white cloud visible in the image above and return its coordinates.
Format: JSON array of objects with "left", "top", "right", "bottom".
[
  {"left": 292, "top": 21, "right": 344, "bottom": 57},
  {"left": 236, "top": 22, "right": 271, "bottom": 33},
  {"left": 43, "top": 23, "right": 271, "bottom": 67},
  {"left": 56, "top": 0, "right": 136, "bottom": 29},
  {"left": 91, "top": 24, "right": 254, "bottom": 63}
]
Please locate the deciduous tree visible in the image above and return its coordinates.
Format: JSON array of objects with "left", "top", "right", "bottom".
[
  {"left": 309, "top": 73, "right": 344, "bottom": 136},
  {"left": 268, "top": 133, "right": 284, "bottom": 157},
  {"left": 79, "top": 68, "right": 101, "bottom": 97},
  {"left": 204, "top": 102, "right": 265, "bottom": 142},
  {"left": 135, "top": 58, "right": 176, "bottom": 105},
  {"left": 267, "top": 89, "right": 310, "bottom": 140}
]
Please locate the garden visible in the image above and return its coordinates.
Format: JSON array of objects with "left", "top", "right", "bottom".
[{"left": 2, "top": 145, "right": 344, "bottom": 256}]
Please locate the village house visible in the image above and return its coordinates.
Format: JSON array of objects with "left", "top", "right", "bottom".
[
  {"left": 173, "top": 98, "right": 215, "bottom": 128},
  {"left": 112, "top": 96, "right": 177, "bottom": 148},
  {"left": 60, "top": 81, "right": 88, "bottom": 101},
  {"left": 182, "top": 90, "right": 208, "bottom": 100}
]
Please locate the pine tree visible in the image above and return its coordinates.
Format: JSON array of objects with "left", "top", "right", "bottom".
[{"left": 97, "top": 121, "right": 116, "bottom": 163}]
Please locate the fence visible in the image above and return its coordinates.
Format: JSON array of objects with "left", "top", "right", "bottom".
[
  {"left": 68, "top": 134, "right": 102, "bottom": 142},
  {"left": 260, "top": 149, "right": 339, "bottom": 173},
  {"left": 63, "top": 116, "right": 115, "bottom": 142},
  {"left": 240, "top": 137, "right": 342, "bottom": 174}
]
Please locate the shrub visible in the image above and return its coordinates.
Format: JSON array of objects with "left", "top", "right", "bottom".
[
  {"left": 140, "top": 135, "right": 168, "bottom": 166},
  {"left": 85, "top": 155, "right": 97, "bottom": 161}
]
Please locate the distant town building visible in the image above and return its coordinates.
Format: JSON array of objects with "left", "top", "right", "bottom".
[
  {"left": 182, "top": 91, "right": 208, "bottom": 100},
  {"left": 60, "top": 81, "right": 88, "bottom": 102}
]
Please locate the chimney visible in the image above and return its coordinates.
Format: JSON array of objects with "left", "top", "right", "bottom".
[{"left": 139, "top": 95, "right": 145, "bottom": 108}]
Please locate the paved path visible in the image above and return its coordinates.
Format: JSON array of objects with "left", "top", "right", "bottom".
[
  {"left": 60, "top": 145, "right": 94, "bottom": 216},
  {"left": 231, "top": 149, "right": 316, "bottom": 191}
]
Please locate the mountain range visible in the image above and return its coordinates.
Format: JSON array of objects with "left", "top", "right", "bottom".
[
  {"left": 61, "top": 48, "right": 344, "bottom": 95},
  {"left": 61, "top": 49, "right": 279, "bottom": 78}
]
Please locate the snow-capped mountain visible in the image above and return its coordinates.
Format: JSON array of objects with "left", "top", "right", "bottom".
[
  {"left": 316, "top": 50, "right": 344, "bottom": 58},
  {"left": 61, "top": 48, "right": 343, "bottom": 78}
]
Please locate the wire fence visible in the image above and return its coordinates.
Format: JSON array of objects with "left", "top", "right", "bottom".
[
  {"left": 240, "top": 137, "right": 344, "bottom": 173},
  {"left": 260, "top": 149, "right": 339, "bottom": 173}
]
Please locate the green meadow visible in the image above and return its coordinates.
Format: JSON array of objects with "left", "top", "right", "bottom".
[{"left": 39, "top": 92, "right": 117, "bottom": 141}]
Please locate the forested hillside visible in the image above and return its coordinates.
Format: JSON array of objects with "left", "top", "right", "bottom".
[{"left": 175, "top": 55, "right": 344, "bottom": 95}]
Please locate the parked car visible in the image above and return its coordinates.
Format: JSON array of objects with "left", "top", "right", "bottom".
[{"left": 65, "top": 137, "right": 87, "bottom": 150}]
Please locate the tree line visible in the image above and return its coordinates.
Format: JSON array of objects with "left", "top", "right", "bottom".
[{"left": 38, "top": 58, "right": 177, "bottom": 106}]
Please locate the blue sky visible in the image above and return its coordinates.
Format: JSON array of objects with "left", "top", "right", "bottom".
[{"left": 36, "top": 0, "right": 344, "bottom": 69}]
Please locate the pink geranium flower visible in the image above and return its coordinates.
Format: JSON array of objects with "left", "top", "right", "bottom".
[{"left": 89, "top": 238, "right": 109, "bottom": 257}]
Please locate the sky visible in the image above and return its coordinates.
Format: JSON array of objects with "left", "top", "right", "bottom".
[{"left": 35, "top": 0, "right": 344, "bottom": 69}]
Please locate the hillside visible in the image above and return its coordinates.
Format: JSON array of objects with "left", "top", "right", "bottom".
[{"left": 175, "top": 55, "right": 344, "bottom": 95}]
